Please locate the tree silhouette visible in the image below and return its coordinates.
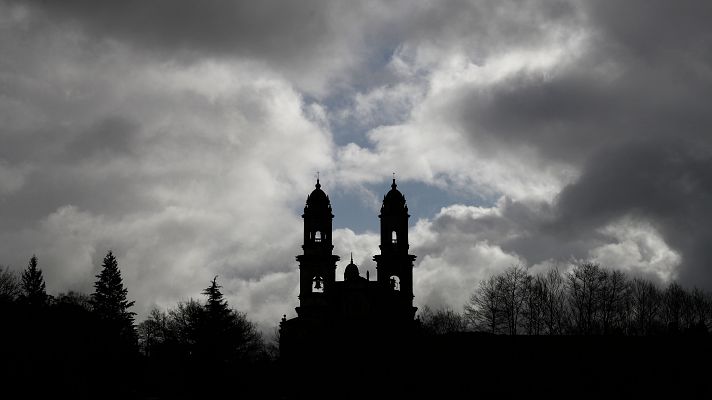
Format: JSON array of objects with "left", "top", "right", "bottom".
[
  {"left": 91, "top": 251, "right": 136, "bottom": 345},
  {"left": 0, "top": 265, "right": 20, "bottom": 303},
  {"left": 266, "top": 325, "right": 281, "bottom": 360},
  {"left": 134, "top": 280, "right": 266, "bottom": 398},
  {"left": 167, "top": 299, "right": 204, "bottom": 353},
  {"left": 198, "top": 276, "right": 263, "bottom": 364},
  {"left": 203, "top": 276, "right": 231, "bottom": 324},
  {"left": 499, "top": 265, "right": 529, "bottom": 335},
  {"left": 567, "top": 263, "right": 606, "bottom": 334},
  {"left": 661, "top": 281, "right": 687, "bottom": 334},
  {"left": 689, "top": 288, "right": 711, "bottom": 334},
  {"left": 630, "top": 278, "right": 661, "bottom": 335},
  {"left": 524, "top": 274, "right": 547, "bottom": 335},
  {"left": 419, "top": 306, "right": 467, "bottom": 335},
  {"left": 137, "top": 308, "right": 169, "bottom": 357},
  {"left": 599, "top": 269, "right": 629, "bottom": 334},
  {"left": 199, "top": 276, "right": 230, "bottom": 364},
  {"left": 463, "top": 262, "right": 712, "bottom": 336},
  {"left": 55, "top": 290, "right": 93, "bottom": 311},
  {"left": 465, "top": 274, "right": 502, "bottom": 334},
  {"left": 542, "top": 267, "right": 568, "bottom": 334},
  {"left": 19, "top": 255, "right": 48, "bottom": 307}
]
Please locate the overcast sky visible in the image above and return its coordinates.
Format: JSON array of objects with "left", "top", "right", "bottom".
[{"left": 2, "top": 0, "right": 712, "bottom": 332}]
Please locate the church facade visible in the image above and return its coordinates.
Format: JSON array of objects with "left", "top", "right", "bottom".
[{"left": 279, "top": 178, "right": 418, "bottom": 360}]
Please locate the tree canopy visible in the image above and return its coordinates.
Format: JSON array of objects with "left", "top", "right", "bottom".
[
  {"left": 464, "top": 263, "right": 712, "bottom": 336},
  {"left": 19, "top": 255, "right": 48, "bottom": 307},
  {"left": 91, "top": 251, "right": 136, "bottom": 342}
]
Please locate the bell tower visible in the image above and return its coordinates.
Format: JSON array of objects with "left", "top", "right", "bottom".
[
  {"left": 295, "top": 179, "right": 340, "bottom": 317},
  {"left": 374, "top": 178, "right": 417, "bottom": 320}
]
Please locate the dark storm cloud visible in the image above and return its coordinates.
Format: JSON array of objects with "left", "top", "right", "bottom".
[
  {"left": 556, "top": 138, "right": 712, "bottom": 287},
  {"left": 18, "top": 0, "right": 570, "bottom": 54},
  {"left": 14, "top": 0, "right": 336, "bottom": 59},
  {"left": 6, "top": 0, "right": 376, "bottom": 95},
  {"left": 445, "top": 0, "right": 712, "bottom": 287},
  {"left": 0, "top": 115, "right": 147, "bottom": 229},
  {"left": 456, "top": 47, "right": 712, "bottom": 164},
  {"left": 66, "top": 116, "right": 140, "bottom": 159},
  {"left": 398, "top": 0, "right": 577, "bottom": 54},
  {"left": 584, "top": 0, "right": 712, "bottom": 63},
  {"left": 9, "top": 0, "right": 582, "bottom": 97}
]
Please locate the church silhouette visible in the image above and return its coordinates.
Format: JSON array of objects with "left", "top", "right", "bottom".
[{"left": 279, "top": 178, "right": 418, "bottom": 361}]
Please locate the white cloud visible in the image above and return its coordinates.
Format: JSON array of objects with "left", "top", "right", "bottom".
[
  {"left": 332, "top": 33, "right": 584, "bottom": 201},
  {"left": 414, "top": 242, "right": 521, "bottom": 311},
  {"left": 410, "top": 204, "right": 524, "bottom": 310},
  {"left": 332, "top": 228, "right": 380, "bottom": 279},
  {"left": 590, "top": 217, "right": 681, "bottom": 283},
  {"left": 0, "top": 19, "right": 336, "bottom": 329}
]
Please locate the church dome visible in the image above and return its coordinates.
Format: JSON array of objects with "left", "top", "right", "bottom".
[
  {"left": 381, "top": 178, "right": 407, "bottom": 214},
  {"left": 344, "top": 254, "right": 360, "bottom": 281},
  {"left": 305, "top": 179, "right": 331, "bottom": 212}
]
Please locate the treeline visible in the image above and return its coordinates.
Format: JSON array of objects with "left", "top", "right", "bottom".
[
  {"left": 420, "top": 263, "right": 712, "bottom": 336},
  {"left": 135, "top": 277, "right": 272, "bottom": 395},
  {"left": 4, "top": 253, "right": 712, "bottom": 396},
  {"left": 0, "top": 252, "right": 270, "bottom": 398}
]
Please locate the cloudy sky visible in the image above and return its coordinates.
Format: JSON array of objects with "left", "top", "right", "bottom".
[{"left": 2, "top": 0, "right": 712, "bottom": 332}]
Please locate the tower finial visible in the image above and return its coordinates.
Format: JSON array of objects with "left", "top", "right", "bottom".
[
  {"left": 350, "top": 252, "right": 353, "bottom": 264},
  {"left": 315, "top": 171, "right": 321, "bottom": 189},
  {"left": 392, "top": 172, "right": 397, "bottom": 189}
]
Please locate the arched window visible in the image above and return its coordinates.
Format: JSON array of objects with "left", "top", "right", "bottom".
[
  {"left": 312, "top": 275, "right": 324, "bottom": 293},
  {"left": 392, "top": 231, "right": 397, "bottom": 244},
  {"left": 389, "top": 275, "right": 400, "bottom": 291},
  {"left": 314, "top": 231, "right": 322, "bottom": 242}
]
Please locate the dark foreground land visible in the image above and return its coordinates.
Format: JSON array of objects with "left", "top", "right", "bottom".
[
  {"left": 277, "top": 333, "right": 712, "bottom": 399},
  {"left": 3, "top": 331, "right": 711, "bottom": 398}
]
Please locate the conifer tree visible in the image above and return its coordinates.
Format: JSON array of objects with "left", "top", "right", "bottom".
[
  {"left": 19, "top": 255, "right": 48, "bottom": 306},
  {"left": 200, "top": 276, "right": 231, "bottom": 361},
  {"left": 91, "top": 251, "right": 136, "bottom": 342},
  {"left": 199, "top": 276, "right": 262, "bottom": 363},
  {"left": 203, "top": 276, "right": 231, "bottom": 324}
]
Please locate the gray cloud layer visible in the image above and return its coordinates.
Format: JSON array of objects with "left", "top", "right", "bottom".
[
  {"left": 453, "top": 0, "right": 712, "bottom": 287},
  {"left": 2, "top": 0, "right": 712, "bottom": 329}
]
